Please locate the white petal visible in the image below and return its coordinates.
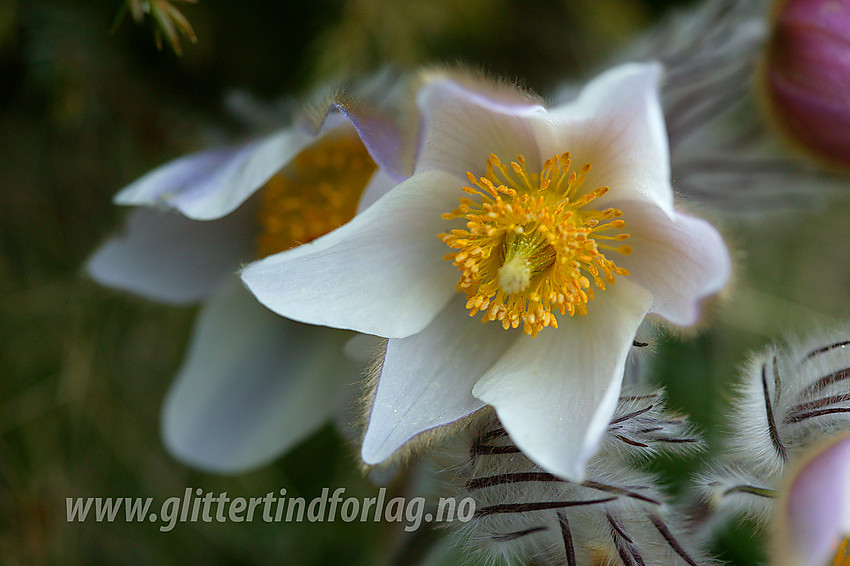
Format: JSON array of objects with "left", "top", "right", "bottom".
[
  {"left": 415, "top": 78, "right": 548, "bottom": 178},
  {"left": 241, "top": 169, "right": 463, "bottom": 338},
  {"left": 333, "top": 100, "right": 415, "bottom": 181},
  {"left": 539, "top": 63, "right": 673, "bottom": 215},
  {"left": 162, "top": 280, "right": 359, "bottom": 473},
  {"left": 361, "top": 297, "right": 519, "bottom": 464},
  {"left": 356, "top": 169, "right": 398, "bottom": 213},
  {"left": 116, "top": 127, "right": 323, "bottom": 220},
  {"left": 86, "top": 207, "right": 254, "bottom": 304},
  {"left": 614, "top": 200, "right": 731, "bottom": 327},
  {"left": 472, "top": 279, "right": 653, "bottom": 481}
]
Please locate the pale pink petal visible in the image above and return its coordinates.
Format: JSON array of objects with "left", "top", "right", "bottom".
[{"left": 779, "top": 435, "right": 850, "bottom": 566}]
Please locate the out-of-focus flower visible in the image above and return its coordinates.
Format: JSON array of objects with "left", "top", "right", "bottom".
[
  {"left": 447, "top": 390, "right": 710, "bottom": 566},
  {"left": 773, "top": 433, "right": 850, "bottom": 566},
  {"left": 88, "top": 76, "right": 414, "bottom": 473},
  {"left": 695, "top": 328, "right": 850, "bottom": 562},
  {"left": 765, "top": 0, "right": 850, "bottom": 168},
  {"left": 242, "top": 63, "right": 731, "bottom": 481},
  {"left": 561, "top": 0, "right": 846, "bottom": 212}
]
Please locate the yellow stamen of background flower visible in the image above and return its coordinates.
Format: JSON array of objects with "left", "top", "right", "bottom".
[
  {"left": 833, "top": 536, "right": 850, "bottom": 566},
  {"left": 440, "top": 152, "right": 632, "bottom": 337},
  {"left": 256, "top": 133, "right": 376, "bottom": 258}
]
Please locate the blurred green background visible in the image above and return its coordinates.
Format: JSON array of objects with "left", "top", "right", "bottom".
[{"left": 4, "top": 0, "right": 850, "bottom": 564}]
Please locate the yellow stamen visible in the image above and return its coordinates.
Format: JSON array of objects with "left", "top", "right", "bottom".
[
  {"left": 256, "top": 133, "right": 376, "bottom": 258},
  {"left": 833, "top": 535, "right": 850, "bottom": 566},
  {"left": 440, "top": 152, "right": 632, "bottom": 337}
]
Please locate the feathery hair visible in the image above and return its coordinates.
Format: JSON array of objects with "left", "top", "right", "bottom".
[{"left": 447, "top": 392, "right": 712, "bottom": 566}]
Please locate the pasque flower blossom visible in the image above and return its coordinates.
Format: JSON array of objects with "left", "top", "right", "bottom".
[
  {"left": 242, "top": 63, "right": 731, "bottom": 481},
  {"left": 88, "top": 79, "right": 412, "bottom": 473}
]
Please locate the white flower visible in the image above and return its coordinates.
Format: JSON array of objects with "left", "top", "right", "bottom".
[
  {"left": 87, "top": 81, "right": 411, "bottom": 473},
  {"left": 242, "top": 63, "right": 731, "bottom": 481}
]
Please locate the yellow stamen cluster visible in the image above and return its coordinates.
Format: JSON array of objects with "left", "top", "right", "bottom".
[
  {"left": 256, "top": 134, "right": 376, "bottom": 258},
  {"left": 833, "top": 536, "right": 850, "bottom": 566},
  {"left": 440, "top": 152, "right": 632, "bottom": 337}
]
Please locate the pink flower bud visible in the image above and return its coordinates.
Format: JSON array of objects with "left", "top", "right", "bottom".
[
  {"left": 766, "top": 0, "right": 850, "bottom": 167},
  {"left": 773, "top": 434, "right": 850, "bottom": 566}
]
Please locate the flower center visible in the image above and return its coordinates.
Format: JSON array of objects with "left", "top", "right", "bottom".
[
  {"left": 440, "top": 152, "right": 632, "bottom": 337},
  {"left": 832, "top": 536, "right": 850, "bottom": 566},
  {"left": 256, "top": 133, "right": 376, "bottom": 258}
]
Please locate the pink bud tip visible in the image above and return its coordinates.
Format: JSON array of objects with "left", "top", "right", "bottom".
[
  {"left": 775, "top": 434, "right": 850, "bottom": 566},
  {"left": 766, "top": 0, "right": 850, "bottom": 167}
]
